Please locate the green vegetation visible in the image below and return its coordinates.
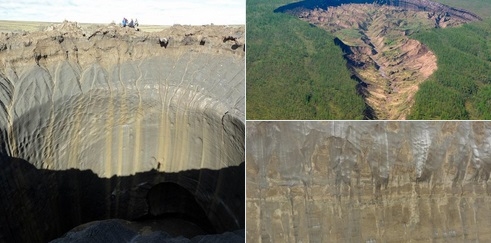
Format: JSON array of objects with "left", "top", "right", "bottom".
[
  {"left": 247, "top": 0, "right": 491, "bottom": 120},
  {"left": 409, "top": 19, "right": 491, "bottom": 119},
  {"left": 432, "top": 0, "right": 491, "bottom": 19},
  {"left": 246, "top": 0, "right": 366, "bottom": 119},
  {"left": 336, "top": 29, "right": 365, "bottom": 46},
  {"left": 0, "top": 20, "right": 54, "bottom": 32}
]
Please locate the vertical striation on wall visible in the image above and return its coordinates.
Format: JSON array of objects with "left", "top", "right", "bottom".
[
  {"left": 0, "top": 23, "right": 245, "bottom": 177},
  {"left": 0, "top": 22, "right": 245, "bottom": 242},
  {"left": 247, "top": 121, "right": 491, "bottom": 242}
]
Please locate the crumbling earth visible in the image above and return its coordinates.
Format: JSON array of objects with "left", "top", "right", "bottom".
[{"left": 279, "top": 0, "right": 480, "bottom": 119}]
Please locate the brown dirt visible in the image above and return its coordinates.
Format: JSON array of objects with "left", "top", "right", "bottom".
[
  {"left": 0, "top": 20, "right": 244, "bottom": 72},
  {"left": 292, "top": 3, "right": 474, "bottom": 119}
]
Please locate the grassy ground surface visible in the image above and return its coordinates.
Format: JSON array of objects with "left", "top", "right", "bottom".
[
  {"left": 0, "top": 20, "right": 172, "bottom": 33},
  {"left": 432, "top": 0, "right": 491, "bottom": 19}
]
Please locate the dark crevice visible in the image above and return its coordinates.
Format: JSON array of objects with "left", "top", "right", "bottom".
[{"left": 333, "top": 37, "right": 376, "bottom": 119}]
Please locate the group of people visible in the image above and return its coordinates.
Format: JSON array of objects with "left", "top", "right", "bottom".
[{"left": 121, "top": 18, "right": 138, "bottom": 28}]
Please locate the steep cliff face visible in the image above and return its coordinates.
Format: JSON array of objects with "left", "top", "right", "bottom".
[
  {"left": 247, "top": 121, "right": 491, "bottom": 242},
  {"left": 0, "top": 22, "right": 244, "bottom": 242},
  {"left": 0, "top": 21, "right": 245, "bottom": 175}
]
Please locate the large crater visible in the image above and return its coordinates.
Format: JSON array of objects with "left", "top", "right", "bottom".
[
  {"left": 0, "top": 22, "right": 245, "bottom": 242},
  {"left": 275, "top": 0, "right": 481, "bottom": 119}
]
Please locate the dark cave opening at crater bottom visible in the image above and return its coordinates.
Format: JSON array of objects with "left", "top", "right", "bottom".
[{"left": 0, "top": 155, "right": 245, "bottom": 242}]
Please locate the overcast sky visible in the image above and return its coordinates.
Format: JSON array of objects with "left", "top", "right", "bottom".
[{"left": 0, "top": 0, "right": 245, "bottom": 25}]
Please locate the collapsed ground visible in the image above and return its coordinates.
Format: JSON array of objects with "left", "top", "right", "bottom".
[
  {"left": 246, "top": 0, "right": 491, "bottom": 120},
  {"left": 280, "top": 0, "right": 481, "bottom": 119},
  {"left": 0, "top": 21, "right": 245, "bottom": 242}
]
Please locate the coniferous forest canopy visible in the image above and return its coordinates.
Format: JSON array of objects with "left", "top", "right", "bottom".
[
  {"left": 247, "top": 0, "right": 491, "bottom": 120},
  {"left": 409, "top": 17, "right": 491, "bottom": 119},
  {"left": 246, "top": 0, "right": 367, "bottom": 120}
]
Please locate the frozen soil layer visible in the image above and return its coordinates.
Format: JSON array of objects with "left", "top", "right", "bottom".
[
  {"left": 247, "top": 121, "right": 491, "bottom": 242},
  {"left": 0, "top": 21, "right": 245, "bottom": 176},
  {"left": 0, "top": 21, "right": 245, "bottom": 242}
]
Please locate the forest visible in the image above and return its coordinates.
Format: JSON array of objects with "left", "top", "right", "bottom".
[{"left": 409, "top": 19, "right": 491, "bottom": 119}]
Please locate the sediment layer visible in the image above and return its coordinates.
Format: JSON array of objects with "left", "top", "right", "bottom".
[
  {"left": 247, "top": 121, "right": 491, "bottom": 242},
  {"left": 0, "top": 21, "right": 245, "bottom": 242},
  {"left": 0, "top": 21, "right": 245, "bottom": 176}
]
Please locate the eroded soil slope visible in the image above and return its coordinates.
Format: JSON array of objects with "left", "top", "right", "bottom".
[{"left": 283, "top": 1, "right": 480, "bottom": 119}]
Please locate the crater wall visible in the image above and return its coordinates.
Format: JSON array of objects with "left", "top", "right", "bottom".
[
  {"left": 247, "top": 121, "right": 491, "bottom": 242},
  {"left": 0, "top": 22, "right": 245, "bottom": 176},
  {"left": 0, "top": 22, "right": 245, "bottom": 241}
]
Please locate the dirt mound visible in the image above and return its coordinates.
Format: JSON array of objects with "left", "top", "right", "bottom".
[{"left": 0, "top": 20, "right": 244, "bottom": 70}]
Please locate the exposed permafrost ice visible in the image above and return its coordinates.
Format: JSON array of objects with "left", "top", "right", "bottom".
[
  {"left": 411, "top": 123, "right": 432, "bottom": 179},
  {"left": 0, "top": 23, "right": 245, "bottom": 177},
  {"left": 0, "top": 22, "right": 245, "bottom": 243},
  {"left": 247, "top": 121, "right": 491, "bottom": 242}
]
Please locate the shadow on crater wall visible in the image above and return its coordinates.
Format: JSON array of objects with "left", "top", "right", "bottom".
[
  {"left": 0, "top": 23, "right": 245, "bottom": 242},
  {"left": 0, "top": 154, "right": 244, "bottom": 242}
]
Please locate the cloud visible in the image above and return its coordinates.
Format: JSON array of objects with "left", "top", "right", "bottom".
[{"left": 0, "top": 0, "right": 245, "bottom": 25}]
